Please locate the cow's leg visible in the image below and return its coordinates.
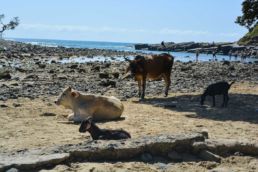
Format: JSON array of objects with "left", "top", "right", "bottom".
[
  {"left": 70, "top": 109, "right": 86, "bottom": 123},
  {"left": 138, "top": 80, "right": 142, "bottom": 98},
  {"left": 163, "top": 73, "right": 171, "bottom": 97},
  {"left": 141, "top": 76, "right": 147, "bottom": 100},
  {"left": 68, "top": 113, "right": 83, "bottom": 122}
]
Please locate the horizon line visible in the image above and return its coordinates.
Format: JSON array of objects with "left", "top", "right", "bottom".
[{"left": 6, "top": 37, "right": 237, "bottom": 45}]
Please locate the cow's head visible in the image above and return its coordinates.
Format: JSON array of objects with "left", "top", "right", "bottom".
[
  {"left": 122, "top": 55, "right": 145, "bottom": 79},
  {"left": 55, "top": 86, "right": 79, "bottom": 109}
]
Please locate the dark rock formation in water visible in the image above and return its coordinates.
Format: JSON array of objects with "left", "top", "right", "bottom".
[{"left": 135, "top": 42, "right": 258, "bottom": 58}]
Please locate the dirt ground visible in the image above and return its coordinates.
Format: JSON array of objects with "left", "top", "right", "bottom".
[
  {"left": 40, "top": 156, "right": 258, "bottom": 172},
  {"left": 1, "top": 82, "right": 258, "bottom": 171}
]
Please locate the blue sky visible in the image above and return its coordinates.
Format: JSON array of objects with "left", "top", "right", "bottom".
[{"left": 1, "top": 0, "right": 247, "bottom": 43}]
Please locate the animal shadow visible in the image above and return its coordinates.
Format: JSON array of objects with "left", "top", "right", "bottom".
[
  {"left": 135, "top": 93, "right": 258, "bottom": 124},
  {"left": 57, "top": 117, "right": 126, "bottom": 125}
]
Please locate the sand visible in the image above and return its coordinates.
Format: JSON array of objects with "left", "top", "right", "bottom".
[{"left": 0, "top": 82, "right": 258, "bottom": 171}]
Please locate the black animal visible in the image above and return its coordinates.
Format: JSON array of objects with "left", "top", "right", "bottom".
[
  {"left": 79, "top": 118, "right": 131, "bottom": 140},
  {"left": 200, "top": 81, "right": 235, "bottom": 107}
]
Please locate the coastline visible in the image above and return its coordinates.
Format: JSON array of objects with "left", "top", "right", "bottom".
[
  {"left": 1, "top": 38, "right": 258, "bottom": 63},
  {"left": 135, "top": 41, "right": 258, "bottom": 59},
  {"left": 0, "top": 39, "right": 257, "bottom": 101}
]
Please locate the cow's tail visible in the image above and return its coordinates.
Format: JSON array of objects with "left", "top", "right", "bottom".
[{"left": 168, "top": 54, "right": 174, "bottom": 70}]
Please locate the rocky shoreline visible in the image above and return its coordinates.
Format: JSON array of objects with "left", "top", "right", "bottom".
[
  {"left": 135, "top": 42, "right": 258, "bottom": 58},
  {"left": 0, "top": 40, "right": 258, "bottom": 101}
]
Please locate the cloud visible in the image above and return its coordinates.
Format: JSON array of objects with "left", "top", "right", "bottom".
[
  {"left": 18, "top": 23, "right": 243, "bottom": 41},
  {"left": 218, "top": 32, "right": 242, "bottom": 37},
  {"left": 158, "top": 28, "right": 209, "bottom": 35},
  {"left": 19, "top": 23, "right": 210, "bottom": 35},
  {"left": 19, "top": 24, "right": 147, "bottom": 33}
]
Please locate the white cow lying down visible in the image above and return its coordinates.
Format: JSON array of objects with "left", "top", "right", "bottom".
[{"left": 55, "top": 87, "right": 124, "bottom": 122}]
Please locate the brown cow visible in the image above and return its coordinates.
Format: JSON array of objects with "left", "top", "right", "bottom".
[{"left": 123, "top": 53, "right": 174, "bottom": 99}]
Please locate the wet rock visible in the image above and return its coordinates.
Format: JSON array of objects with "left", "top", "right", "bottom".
[
  {"left": 229, "top": 66, "right": 235, "bottom": 70},
  {"left": 230, "top": 73, "right": 237, "bottom": 77},
  {"left": 69, "top": 64, "right": 78, "bottom": 69},
  {"left": 198, "top": 150, "right": 221, "bottom": 163},
  {"left": 103, "top": 63, "right": 111, "bottom": 68},
  {"left": 222, "top": 61, "right": 230, "bottom": 66},
  {"left": 112, "top": 72, "right": 120, "bottom": 79},
  {"left": 48, "top": 69, "right": 55, "bottom": 74},
  {"left": 40, "top": 112, "right": 57, "bottom": 116},
  {"left": 181, "top": 66, "right": 192, "bottom": 71},
  {"left": 57, "top": 75, "right": 67, "bottom": 80},
  {"left": 15, "top": 67, "right": 26, "bottom": 72},
  {"left": 78, "top": 68, "right": 86, "bottom": 73},
  {"left": 38, "top": 63, "right": 46, "bottom": 69},
  {"left": 10, "top": 82, "right": 19, "bottom": 86},
  {"left": 0, "top": 71, "right": 11, "bottom": 80},
  {"left": 99, "top": 72, "right": 110, "bottom": 79},
  {"left": 141, "top": 153, "right": 153, "bottom": 162},
  {"left": 24, "top": 74, "right": 39, "bottom": 80},
  {"left": 167, "top": 151, "right": 182, "bottom": 161},
  {"left": 91, "top": 65, "right": 100, "bottom": 71},
  {"left": 0, "top": 96, "right": 7, "bottom": 101},
  {"left": 99, "top": 79, "right": 116, "bottom": 87},
  {"left": 0, "top": 104, "right": 8, "bottom": 108},
  {"left": 13, "top": 103, "right": 21, "bottom": 107}
]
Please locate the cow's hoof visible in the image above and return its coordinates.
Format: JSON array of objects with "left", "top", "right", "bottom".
[{"left": 68, "top": 114, "right": 74, "bottom": 121}]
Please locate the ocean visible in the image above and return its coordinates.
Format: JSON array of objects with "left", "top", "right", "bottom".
[{"left": 10, "top": 38, "right": 256, "bottom": 63}]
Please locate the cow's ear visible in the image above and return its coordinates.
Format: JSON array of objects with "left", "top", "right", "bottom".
[
  {"left": 67, "top": 86, "right": 72, "bottom": 91},
  {"left": 71, "top": 91, "right": 79, "bottom": 98},
  {"left": 87, "top": 116, "right": 93, "bottom": 123}
]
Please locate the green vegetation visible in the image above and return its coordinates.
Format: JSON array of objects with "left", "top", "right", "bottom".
[
  {"left": 0, "top": 14, "right": 19, "bottom": 39},
  {"left": 238, "top": 24, "right": 258, "bottom": 45},
  {"left": 235, "top": 0, "right": 258, "bottom": 31}
]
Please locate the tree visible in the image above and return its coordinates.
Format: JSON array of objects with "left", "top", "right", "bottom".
[
  {"left": 0, "top": 14, "right": 19, "bottom": 39},
  {"left": 235, "top": 0, "right": 258, "bottom": 31}
]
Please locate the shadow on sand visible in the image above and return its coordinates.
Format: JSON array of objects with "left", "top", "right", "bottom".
[
  {"left": 134, "top": 93, "right": 258, "bottom": 124},
  {"left": 57, "top": 117, "right": 126, "bottom": 125}
]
